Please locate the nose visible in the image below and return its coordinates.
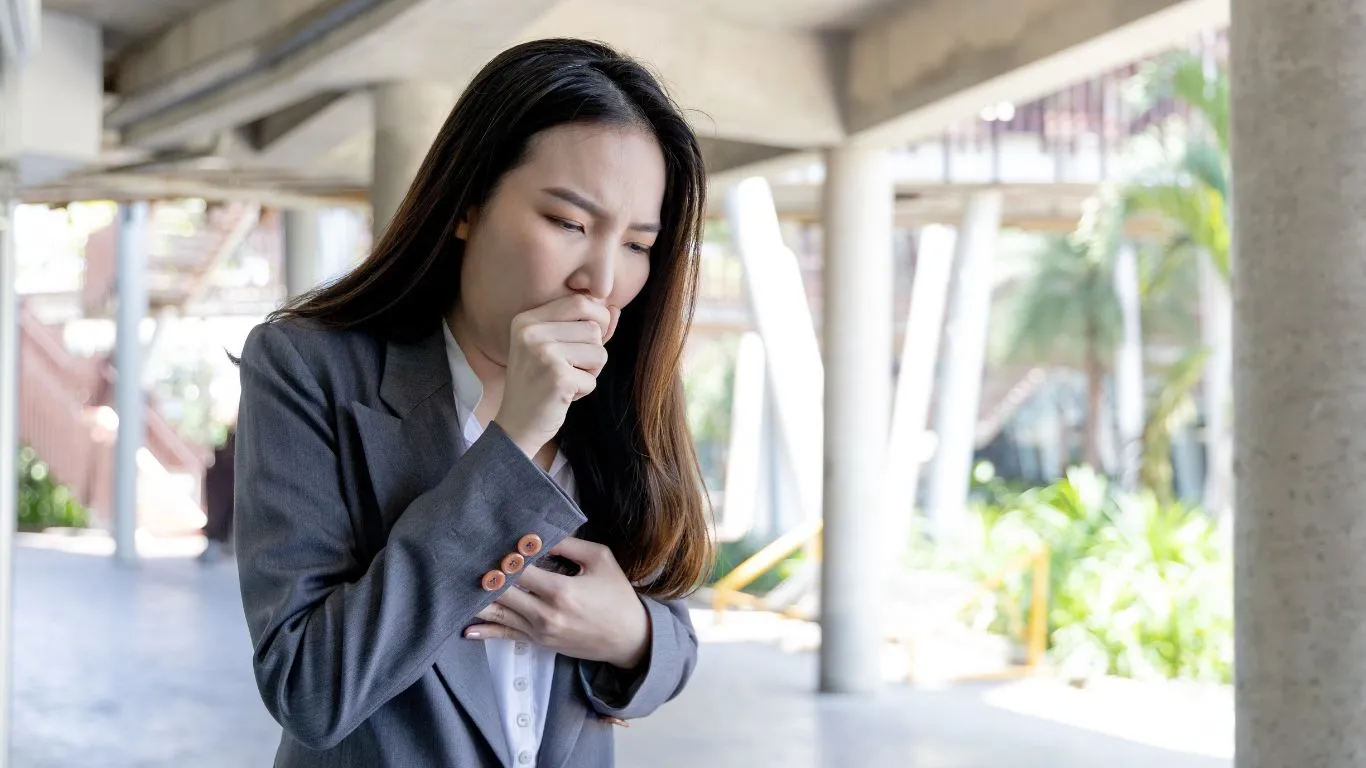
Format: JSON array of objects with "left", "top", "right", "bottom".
[{"left": 568, "top": 241, "right": 616, "bottom": 300}]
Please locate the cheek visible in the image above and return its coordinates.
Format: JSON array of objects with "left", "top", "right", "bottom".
[
  {"left": 610, "top": 258, "right": 652, "bottom": 309},
  {"left": 464, "top": 221, "right": 561, "bottom": 302}
]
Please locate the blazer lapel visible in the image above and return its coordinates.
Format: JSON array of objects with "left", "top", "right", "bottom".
[
  {"left": 541, "top": 654, "right": 589, "bottom": 768},
  {"left": 351, "top": 326, "right": 513, "bottom": 768}
]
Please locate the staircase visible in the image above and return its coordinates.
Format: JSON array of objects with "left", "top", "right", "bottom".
[
  {"left": 15, "top": 201, "right": 275, "bottom": 534},
  {"left": 18, "top": 300, "right": 211, "bottom": 532},
  {"left": 82, "top": 202, "right": 276, "bottom": 317}
]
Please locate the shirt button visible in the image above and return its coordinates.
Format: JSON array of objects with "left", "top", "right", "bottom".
[
  {"left": 518, "top": 751, "right": 534, "bottom": 765},
  {"left": 513, "top": 677, "right": 529, "bottom": 692},
  {"left": 514, "top": 641, "right": 529, "bottom": 655},
  {"left": 517, "top": 713, "right": 532, "bottom": 728}
]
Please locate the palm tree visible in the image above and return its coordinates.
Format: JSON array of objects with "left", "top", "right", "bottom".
[
  {"left": 1125, "top": 50, "right": 1233, "bottom": 514},
  {"left": 1003, "top": 194, "right": 1126, "bottom": 469}
]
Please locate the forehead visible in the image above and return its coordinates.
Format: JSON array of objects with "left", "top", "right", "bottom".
[{"left": 504, "top": 122, "right": 666, "bottom": 218}]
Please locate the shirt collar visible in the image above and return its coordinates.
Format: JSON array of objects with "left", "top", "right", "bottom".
[{"left": 442, "top": 318, "right": 485, "bottom": 422}]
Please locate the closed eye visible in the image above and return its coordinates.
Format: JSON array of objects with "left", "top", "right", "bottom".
[
  {"left": 627, "top": 242, "right": 652, "bottom": 256},
  {"left": 548, "top": 215, "right": 584, "bottom": 234}
]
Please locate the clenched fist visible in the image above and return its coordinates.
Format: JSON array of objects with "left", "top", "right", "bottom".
[{"left": 493, "top": 294, "right": 614, "bottom": 460}]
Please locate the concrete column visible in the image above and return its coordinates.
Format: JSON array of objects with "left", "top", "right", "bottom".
[
  {"left": 819, "top": 145, "right": 893, "bottom": 694},
  {"left": 883, "top": 225, "right": 956, "bottom": 556},
  {"left": 113, "top": 202, "right": 149, "bottom": 566},
  {"left": 718, "top": 332, "right": 766, "bottom": 543},
  {"left": 283, "top": 209, "right": 321, "bottom": 299},
  {"left": 0, "top": 155, "right": 15, "bottom": 768},
  {"left": 1200, "top": 254, "right": 1232, "bottom": 515},
  {"left": 1113, "top": 242, "right": 1144, "bottom": 491},
  {"left": 724, "top": 179, "right": 824, "bottom": 526},
  {"left": 370, "top": 81, "right": 456, "bottom": 241},
  {"left": 1233, "top": 2, "right": 1366, "bottom": 765},
  {"left": 921, "top": 192, "right": 1002, "bottom": 538}
]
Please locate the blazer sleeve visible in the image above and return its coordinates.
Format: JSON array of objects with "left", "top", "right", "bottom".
[
  {"left": 234, "top": 323, "right": 586, "bottom": 750},
  {"left": 577, "top": 596, "right": 698, "bottom": 719}
]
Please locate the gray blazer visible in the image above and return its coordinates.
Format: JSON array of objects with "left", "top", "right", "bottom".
[{"left": 233, "top": 318, "right": 698, "bottom": 767}]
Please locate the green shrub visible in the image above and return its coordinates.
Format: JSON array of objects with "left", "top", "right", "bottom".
[
  {"left": 17, "top": 446, "right": 89, "bottom": 531},
  {"left": 918, "top": 467, "right": 1232, "bottom": 684}
]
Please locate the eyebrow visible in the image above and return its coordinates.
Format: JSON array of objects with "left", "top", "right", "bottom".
[{"left": 543, "top": 186, "right": 661, "bottom": 234}]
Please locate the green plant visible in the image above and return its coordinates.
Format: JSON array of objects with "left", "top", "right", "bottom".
[
  {"left": 17, "top": 446, "right": 88, "bottom": 531},
  {"left": 923, "top": 467, "right": 1232, "bottom": 683}
]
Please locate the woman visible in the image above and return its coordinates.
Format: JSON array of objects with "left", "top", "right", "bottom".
[{"left": 233, "top": 38, "right": 712, "bottom": 767}]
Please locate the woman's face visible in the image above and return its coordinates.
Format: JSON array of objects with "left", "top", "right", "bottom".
[{"left": 454, "top": 122, "right": 666, "bottom": 363}]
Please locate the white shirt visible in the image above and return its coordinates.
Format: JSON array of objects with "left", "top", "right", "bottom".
[{"left": 443, "top": 321, "right": 571, "bottom": 767}]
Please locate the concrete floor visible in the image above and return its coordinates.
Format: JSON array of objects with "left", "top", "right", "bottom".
[{"left": 12, "top": 536, "right": 1232, "bottom": 768}]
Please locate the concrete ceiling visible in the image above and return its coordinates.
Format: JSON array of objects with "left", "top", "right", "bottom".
[
  {"left": 625, "top": 0, "right": 908, "bottom": 30},
  {"left": 47, "top": 0, "right": 219, "bottom": 57},
  {"left": 37, "top": 0, "right": 1228, "bottom": 209}
]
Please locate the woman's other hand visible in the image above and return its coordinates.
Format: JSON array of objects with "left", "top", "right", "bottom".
[
  {"left": 493, "top": 295, "right": 611, "bottom": 461},
  {"left": 465, "top": 537, "right": 651, "bottom": 670}
]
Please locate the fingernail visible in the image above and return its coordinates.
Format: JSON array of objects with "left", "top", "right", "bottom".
[{"left": 465, "top": 629, "right": 482, "bottom": 639}]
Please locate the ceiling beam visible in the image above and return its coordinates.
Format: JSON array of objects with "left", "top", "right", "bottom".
[{"left": 842, "top": 0, "right": 1227, "bottom": 146}]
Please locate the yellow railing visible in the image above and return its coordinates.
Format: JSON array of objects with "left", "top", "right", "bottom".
[
  {"left": 711, "top": 519, "right": 822, "bottom": 616},
  {"left": 975, "top": 544, "right": 1052, "bottom": 670},
  {"left": 710, "top": 524, "right": 1052, "bottom": 672}
]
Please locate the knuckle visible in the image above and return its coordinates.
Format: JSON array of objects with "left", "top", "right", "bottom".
[{"left": 592, "top": 543, "right": 613, "bottom": 565}]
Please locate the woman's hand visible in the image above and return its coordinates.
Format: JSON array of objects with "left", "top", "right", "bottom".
[
  {"left": 465, "top": 537, "right": 651, "bottom": 670},
  {"left": 493, "top": 295, "right": 611, "bottom": 461}
]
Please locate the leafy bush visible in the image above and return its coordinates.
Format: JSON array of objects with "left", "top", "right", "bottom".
[
  {"left": 918, "top": 467, "right": 1232, "bottom": 684},
  {"left": 17, "top": 446, "right": 88, "bottom": 531}
]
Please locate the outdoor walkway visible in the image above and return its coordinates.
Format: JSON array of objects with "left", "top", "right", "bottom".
[{"left": 13, "top": 534, "right": 1233, "bottom": 767}]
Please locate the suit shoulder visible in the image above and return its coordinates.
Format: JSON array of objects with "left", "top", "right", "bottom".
[{"left": 241, "top": 318, "right": 383, "bottom": 399}]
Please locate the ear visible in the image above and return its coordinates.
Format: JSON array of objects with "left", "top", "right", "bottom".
[{"left": 455, "top": 207, "right": 478, "bottom": 241}]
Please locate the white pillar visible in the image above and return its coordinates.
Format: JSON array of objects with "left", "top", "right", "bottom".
[
  {"left": 921, "top": 192, "right": 1002, "bottom": 538},
  {"left": 1200, "top": 254, "right": 1232, "bottom": 515},
  {"left": 113, "top": 202, "right": 149, "bottom": 566},
  {"left": 1233, "top": 1, "right": 1366, "bottom": 764},
  {"left": 883, "top": 225, "right": 956, "bottom": 555},
  {"left": 1113, "top": 242, "right": 1144, "bottom": 491},
  {"left": 371, "top": 82, "right": 456, "bottom": 241},
  {"left": 819, "top": 145, "right": 893, "bottom": 694},
  {"left": 724, "top": 179, "right": 824, "bottom": 526},
  {"left": 718, "top": 332, "right": 766, "bottom": 542},
  {"left": 0, "top": 136, "right": 15, "bottom": 768},
  {"left": 284, "top": 209, "right": 321, "bottom": 299}
]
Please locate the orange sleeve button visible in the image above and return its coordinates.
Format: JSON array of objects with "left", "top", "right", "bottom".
[
  {"left": 501, "top": 552, "right": 526, "bottom": 574},
  {"left": 481, "top": 570, "right": 506, "bottom": 591},
  {"left": 517, "top": 534, "right": 543, "bottom": 557}
]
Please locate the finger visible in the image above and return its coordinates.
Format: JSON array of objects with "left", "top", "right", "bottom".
[
  {"left": 494, "top": 588, "right": 548, "bottom": 625},
  {"left": 516, "top": 564, "right": 572, "bottom": 596},
  {"left": 603, "top": 306, "right": 621, "bottom": 344},
  {"left": 555, "top": 342, "right": 608, "bottom": 375},
  {"left": 548, "top": 536, "right": 612, "bottom": 571},
  {"left": 567, "top": 368, "right": 599, "bottom": 402},
  {"left": 530, "top": 295, "right": 611, "bottom": 337},
  {"left": 522, "top": 320, "right": 603, "bottom": 346},
  {"left": 600, "top": 716, "right": 630, "bottom": 728},
  {"left": 475, "top": 601, "right": 534, "bottom": 634},
  {"left": 464, "top": 623, "right": 531, "bottom": 642}
]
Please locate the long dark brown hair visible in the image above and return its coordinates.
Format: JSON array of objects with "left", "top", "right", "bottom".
[{"left": 269, "top": 38, "right": 711, "bottom": 600}]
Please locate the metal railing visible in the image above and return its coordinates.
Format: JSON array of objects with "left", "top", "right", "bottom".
[{"left": 710, "top": 523, "right": 1053, "bottom": 674}]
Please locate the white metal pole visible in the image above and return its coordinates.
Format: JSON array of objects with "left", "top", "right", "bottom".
[{"left": 113, "top": 202, "right": 148, "bottom": 566}]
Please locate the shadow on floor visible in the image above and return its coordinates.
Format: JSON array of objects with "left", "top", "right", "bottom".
[{"left": 14, "top": 542, "right": 1231, "bottom": 768}]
